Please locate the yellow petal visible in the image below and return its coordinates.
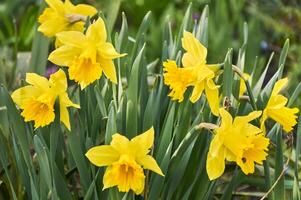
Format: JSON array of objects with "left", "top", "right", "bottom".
[
  {"left": 48, "top": 45, "right": 81, "bottom": 66},
  {"left": 99, "top": 58, "right": 117, "bottom": 84},
  {"left": 85, "top": 145, "right": 120, "bottom": 167},
  {"left": 189, "top": 82, "right": 204, "bottom": 103},
  {"left": 136, "top": 155, "right": 164, "bottom": 176},
  {"left": 219, "top": 108, "right": 233, "bottom": 131},
  {"left": 56, "top": 31, "right": 87, "bottom": 48},
  {"left": 26, "top": 73, "right": 49, "bottom": 91},
  {"left": 206, "top": 145, "right": 225, "bottom": 180},
  {"left": 60, "top": 102, "right": 71, "bottom": 130},
  {"left": 45, "top": 0, "right": 65, "bottom": 12},
  {"left": 181, "top": 31, "right": 207, "bottom": 67},
  {"left": 205, "top": 79, "right": 219, "bottom": 116},
  {"left": 86, "top": 18, "right": 107, "bottom": 44},
  {"left": 271, "top": 78, "right": 288, "bottom": 96},
  {"left": 49, "top": 69, "right": 67, "bottom": 93},
  {"left": 11, "top": 86, "right": 38, "bottom": 107},
  {"left": 38, "top": 17, "right": 67, "bottom": 37},
  {"left": 233, "top": 110, "right": 262, "bottom": 127},
  {"left": 59, "top": 93, "right": 80, "bottom": 108},
  {"left": 130, "top": 127, "right": 154, "bottom": 157},
  {"left": 110, "top": 134, "right": 130, "bottom": 154},
  {"left": 102, "top": 166, "right": 118, "bottom": 190},
  {"left": 73, "top": 4, "right": 97, "bottom": 16},
  {"left": 98, "top": 43, "right": 126, "bottom": 59}
]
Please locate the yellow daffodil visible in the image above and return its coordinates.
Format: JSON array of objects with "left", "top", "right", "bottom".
[
  {"left": 239, "top": 73, "right": 250, "bottom": 97},
  {"left": 163, "top": 31, "right": 220, "bottom": 116},
  {"left": 11, "top": 69, "right": 79, "bottom": 130},
  {"left": 85, "top": 127, "right": 164, "bottom": 194},
  {"left": 260, "top": 78, "right": 299, "bottom": 133},
  {"left": 48, "top": 18, "right": 126, "bottom": 89},
  {"left": 206, "top": 108, "right": 269, "bottom": 180},
  {"left": 38, "top": 0, "right": 97, "bottom": 37}
]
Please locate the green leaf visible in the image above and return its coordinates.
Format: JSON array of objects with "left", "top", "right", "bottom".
[{"left": 223, "top": 49, "right": 233, "bottom": 98}]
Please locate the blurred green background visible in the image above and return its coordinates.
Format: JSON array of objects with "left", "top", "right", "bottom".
[{"left": 1, "top": 0, "right": 301, "bottom": 91}]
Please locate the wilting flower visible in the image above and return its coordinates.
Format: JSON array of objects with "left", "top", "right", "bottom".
[
  {"left": 260, "top": 78, "right": 299, "bottom": 133},
  {"left": 38, "top": 0, "right": 97, "bottom": 37},
  {"left": 85, "top": 127, "right": 164, "bottom": 194},
  {"left": 49, "top": 18, "right": 126, "bottom": 89},
  {"left": 163, "top": 31, "right": 220, "bottom": 116},
  {"left": 206, "top": 108, "right": 269, "bottom": 180},
  {"left": 11, "top": 69, "right": 79, "bottom": 130}
]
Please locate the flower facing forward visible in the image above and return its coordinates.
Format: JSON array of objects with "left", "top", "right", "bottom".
[
  {"left": 206, "top": 108, "right": 269, "bottom": 180},
  {"left": 261, "top": 78, "right": 299, "bottom": 133},
  {"left": 85, "top": 127, "right": 164, "bottom": 194},
  {"left": 38, "top": 0, "right": 97, "bottom": 37},
  {"left": 163, "top": 31, "right": 220, "bottom": 116},
  {"left": 11, "top": 69, "right": 79, "bottom": 130},
  {"left": 49, "top": 18, "right": 126, "bottom": 89}
]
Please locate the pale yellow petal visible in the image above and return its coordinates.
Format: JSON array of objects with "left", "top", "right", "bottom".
[
  {"left": 271, "top": 78, "right": 288, "bottom": 96},
  {"left": 56, "top": 31, "right": 87, "bottom": 48},
  {"left": 110, "top": 134, "right": 130, "bottom": 154},
  {"left": 49, "top": 69, "right": 67, "bottom": 93},
  {"left": 60, "top": 102, "right": 71, "bottom": 130},
  {"left": 233, "top": 111, "right": 262, "bottom": 127},
  {"left": 99, "top": 58, "right": 117, "bottom": 84},
  {"left": 181, "top": 31, "right": 207, "bottom": 67},
  {"left": 86, "top": 18, "right": 107, "bottom": 44},
  {"left": 189, "top": 82, "right": 204, "bottom": 103},
  {"left": 205, "top": 79, "right": 219, "bottom": 116},
  {"left": 219, "top": 108, "right": 233, "bottom": 131},
  {"left": 136, "top": 155, "right": 164, "bottom": 176},
  {"left": 48, "top": 45, "right": 81, "bottom": 66},
  {"left": 206, "top": 145, "right": 225, "bottom": 180},
  {"left": 38, "top": 17, "right": 67, "bottom": 37},
  {"left": 130, "top": 127, "right": 154, "bottom": 157},
  {"left": 11, "top": 86, "right": 38, "bottom": 107},
  {"left": 85, "top": 145, "right": 120, "bottom": 167},
  {"left": 45, "top": 0, "right": 65, "bottom": 13},
  {"left": 26, "top": 73, "right": 49, "bottom": 90},
  {"left": 98, "top": 43, "right": 126, "bottom": 59},
  {"left": 73, "top": 4, "right": 97, "bottom": 16}
]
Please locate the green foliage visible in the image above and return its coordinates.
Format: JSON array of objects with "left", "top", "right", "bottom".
[{"left": 0, "top": 1, "right": 301, "bottom": 200}]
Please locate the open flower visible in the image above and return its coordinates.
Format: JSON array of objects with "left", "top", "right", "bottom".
[
  {"left": 163, "top": 31, "right": 220, "bottom": 116},
  {"left": 206, "top": 108, "right": 269, "bottom": 180},
  {"left": 38, "top": 0, "right": 97, "bottom": 37},
  {"left": 11, "top": 69, "right": 79, "bottom": 130},
  {"left": 260, "top": 78, "right": 299, "bottom": 133},
  {"left": 85, "top": 127, "right": 164, "bottom": 195},
  {"left": 48, "top": 18, "right": 126, "bottom": 89}
]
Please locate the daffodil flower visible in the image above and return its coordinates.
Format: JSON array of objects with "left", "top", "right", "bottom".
[
  {"left": 163, "top": 31, "right": 220, "bottom": 116},
  {"left": 48, "top": 18, "right": 126, "bottom": 89},
  {"left": 260, "top": 78, "right": 299, "bottom": 133},
  {"left": 38, "top": 0, "right": 97, "bottom": 37},
  {"left": 206, "top": 108, "right": 269, "bottom": 180},
  {"left": 85, "top": 127, "right": 164, "bottom": 195},
  {"left": 11, "top": 69, "right": 80, "bottom": 130}
]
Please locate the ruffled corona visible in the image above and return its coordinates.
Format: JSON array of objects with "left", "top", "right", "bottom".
[
  {"left": 11, "top": 69, "right": 80, "bottom": 130},
  {"left": 85, "top": 127, "right": 164, "bottom": 195}
]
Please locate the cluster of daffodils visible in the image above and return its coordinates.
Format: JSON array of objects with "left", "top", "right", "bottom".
[
  {"left": 163, "top": 31, "right": 299, "bottom": 180},
  {"left": 10, "top": 0, "right": 299, "bottom": 195}
]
